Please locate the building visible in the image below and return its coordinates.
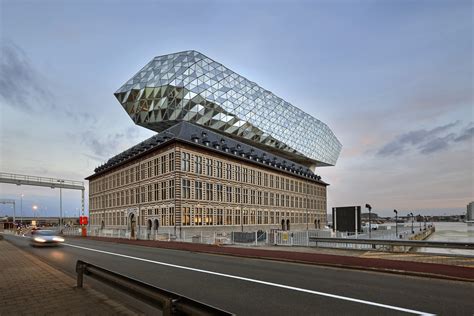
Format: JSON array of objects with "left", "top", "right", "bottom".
[
  {"left": 467, "top": 202, "right": 474, "bottom": 222},
  {"left": 86, "top": 51, "right": 341, "bottom": 236}
]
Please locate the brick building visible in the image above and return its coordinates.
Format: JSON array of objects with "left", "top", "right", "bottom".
[{"left": 87, "top": 123, "right": 328, "bottom": 236}]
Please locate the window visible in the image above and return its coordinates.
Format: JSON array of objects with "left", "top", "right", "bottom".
[
  {"left": 243, "top": 189, "right": 248, "bottom": 204},
  {"left": 235, "top": 166, "right": 241, "bottom": 181},
  {"left": 169, "top": 152, "right": 175, "bottom": 172},
  {"left": 182, "top": 179, "right": 191, "bottom": 199},
  {"left": 154, "top": 183, "right": 159, "bottom": 201},
  {"left": 147, "top": 162, "right": 152, "bottom": 179},
  {"left": 195, "top": 181, "right": 203, "bottom": 200},
  {"left": 264, "top": 192, "right": 268, "bottom": 205},
  {"left": 161, "top": 181, "right": 167, "bottom": 200},
  {"left": 206, "top": 158, "right": 213, "bottom": 176},
  {"left": 206, "top": 183, "right": 213, "bottom": 201},
  {"left": 182, "top": 207, "right": 191, "bottom": 226},
  {"left": 194, "top": 207, "right": 203, "bottom": 225},
  {"left": 225, "top": 209, "right": 233, "bottom": 225},
  {"left": 217, "top": 184, "right": 223, "bottom": 201},
  {"left": 250, "top": 170, "right": 255, "bottom": 184},
  {"left": 257, "top": 191, "right": 262, "bottom": 205},
  {"left": 169, "top": 179, "right": 174, "bottom": 199},
  {"left": 141, "top": 164, "right": 145, "bottom": 180},
  {"left": 257, "top": 171, "right": 261, "bottom": 186},
  {"left": 147, "top": 184, "right": 152, "bottom": 202},
  {"left": 243, "top": 168, "right": 248, "bottom": 183},
  {"left": 226, "top": 164, "right": 232, "bottom": 180},
  {"left": 195, "top": 156, "right": 203, "bottom": 174},
  {"left": 181, "top": 153, "right": 190, "bottom": 171},
  {"left": 250, "top": 190, "right": 256, "bottom": 205},
  {"left": 235, "top": 187, "right": 241, "bottom": 204},
  {"left": 217, "top": 209, "right": 224, "bottom": 225},
  {"left": 226, "top": 186, "right": 232, "bottom": 203},
  {"left": 216, "top": 161, "right": 223, "bottom": 178},
  {"left": 161, "top": 155, "right": 167, "bottom": 174}
]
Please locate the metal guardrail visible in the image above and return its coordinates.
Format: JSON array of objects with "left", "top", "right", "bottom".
[
  {"left": 310, "top": 237, "right": 474, "bottom": 250},
  {"left": 0, "top": 172, "right": 84, "bottom": 190},
  {"left": 75, "top": 260, "right": 234, "bottom": 316}
]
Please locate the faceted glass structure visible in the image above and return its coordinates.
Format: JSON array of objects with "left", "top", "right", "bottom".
[{"left": 115, "top": 51, "right": 342, "bottom": 167}]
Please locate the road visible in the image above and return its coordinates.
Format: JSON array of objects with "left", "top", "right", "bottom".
[{"left": 3, "top": 234, "right": 473, "bottom": 315}]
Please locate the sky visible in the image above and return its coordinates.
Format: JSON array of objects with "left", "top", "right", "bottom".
[{"left": 0, "top": 0, "right": 472, "bottom": 218}]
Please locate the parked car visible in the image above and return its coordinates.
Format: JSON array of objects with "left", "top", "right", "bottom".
[{"left": 30, "top": 230, "right": 65, "bottom": 247}]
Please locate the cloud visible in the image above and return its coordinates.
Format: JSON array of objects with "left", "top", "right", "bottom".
[
  {"left": 0, "top": 40, "right": 55, "bottom": 110},
  {"left": 0, "top": 40, "right": 97, "bottom": 126},
  {"left": 377, "top": 121, "right": 472, "bottom": 157},
  {"left": 81, "top": 126, "right": 143, "bottom": 159},
  {"left": 454, "top": 124, "right": 474, "bottom": 143}
]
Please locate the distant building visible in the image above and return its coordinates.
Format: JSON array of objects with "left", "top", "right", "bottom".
[
  {"left": 467, "top": 202, "right": 474, "bottom": 222},
  {"left": 361, "top": 212, "right": 379, "bottom": 221}
]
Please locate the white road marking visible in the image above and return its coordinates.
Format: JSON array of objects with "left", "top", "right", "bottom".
[{"left": 63, "top": 242, "right": 435, "bottom": 315}]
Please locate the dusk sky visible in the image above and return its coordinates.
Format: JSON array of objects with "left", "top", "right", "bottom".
[{"left": 0, "top": 0, "right": 472, "bottom": 218}]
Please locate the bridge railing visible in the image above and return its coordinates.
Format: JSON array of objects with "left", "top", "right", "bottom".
[
  {"left": 0, "top": 172, "right": 84, "bottom": 189},
  {"left": 75, "top": 260, "right": 234, "bottom": 316}
]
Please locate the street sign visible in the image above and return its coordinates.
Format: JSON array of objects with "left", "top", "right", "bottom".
[{"left": 79, "top": 216, "right": 88, "bottom": 225}]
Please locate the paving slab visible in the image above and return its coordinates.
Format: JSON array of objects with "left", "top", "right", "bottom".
[{"left": 0, "top": 239, "right": 139, "bottom": 316}]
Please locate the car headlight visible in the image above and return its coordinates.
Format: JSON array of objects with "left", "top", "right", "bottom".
[
  {"left": 34, "top": 237, "right": 46, "bottom": 243},
  {"left": 53, "top": 237, "right": 64, "bottom": 242}
]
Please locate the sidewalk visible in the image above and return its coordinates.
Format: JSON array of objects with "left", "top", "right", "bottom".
[
  {"left": 76, "top": 236, "right": 474, "bottom": 282},
  {"left": 0, "top": 239, "right": 137, "bottom": 316}
]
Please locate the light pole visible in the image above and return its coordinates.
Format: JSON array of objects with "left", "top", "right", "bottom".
[
  {"left": 365, "top": 204, "right": 372, "bottom": 239},
  {"left": 418, "top": 214, "right": 422, "bottom": 231},
  {"left": 20, "top": 194, "right": 24, "bottom": 226},
  {"left": 409, "top": 212, "right": 414, "bottom": 234},
  {"left": 32, "top": 205, "right": 38, "bottom": 226},
  {"left": 394, "top": 209, "right": 398, "bottom": 238},
  {"left": 57, "top": 180, "right": 64, "bottom": 229}
]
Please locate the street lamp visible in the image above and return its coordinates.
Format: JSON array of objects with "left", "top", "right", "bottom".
[
  {"left": 418, "top": 214, "right": 422, "bottom": 231},
  {"left": 365, "top": 204, "right": 372, "bottom": 239},
  {"left": 20, "top": 194, "right": 24, "bottom": 225},
  {"left": 32, "top": 205, "right": 38, "bottom": 225},
  {"left": 57, "top": 180, "right": 65, "bottom": 229},
  {"left": 394, "top": 209, "right": 398, "bottom": 238},
  {"left": 409, "top": 212, "right": 414, "bottom": 234}
]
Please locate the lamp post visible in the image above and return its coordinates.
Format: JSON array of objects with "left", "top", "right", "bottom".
[
  {"left": 20, "top": 194, "right": 24, "bottom": 226},
  {"left": 32, "top": 205, "right": 38, "bottom": 226},
  {"left": 409, "top": 212, "right": 414, "bottom": 234},
  {"left": 57, "top": 180, "right": 64, "bottom": 229},
  {"left": 365, "top": 204, "right": 372, "bottom": 239},
  {"left": 394, "top": 209, "right": 398, "bottom": 239},
  {"left": 424, "top": 216, "right": 427, "bottom": 230},
  {"left": 418, "top": 214, "right": 422, "bottom": 231}
]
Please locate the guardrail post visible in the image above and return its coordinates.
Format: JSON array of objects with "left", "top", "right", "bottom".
[{"left": 76, "top": 261, "right": 84, "bottom": 288}]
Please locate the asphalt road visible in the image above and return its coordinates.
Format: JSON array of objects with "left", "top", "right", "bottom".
[{"left": 3, "top": 234, "right": 473, "bottom": 315}]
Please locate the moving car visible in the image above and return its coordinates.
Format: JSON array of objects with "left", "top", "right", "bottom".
[{"left": 30, "top": 230, "right": 65, "bottom": 247}]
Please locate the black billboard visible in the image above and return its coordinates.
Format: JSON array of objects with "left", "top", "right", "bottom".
[{"left": 332, "top": 206, "right": 361, "bottom": 233}]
